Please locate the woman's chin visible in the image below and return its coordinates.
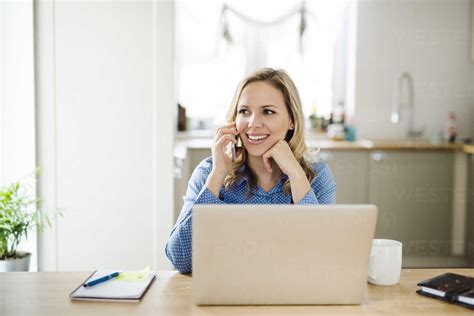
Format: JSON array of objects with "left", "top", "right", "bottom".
[
  {"left": 244, "top": 138, "right": 280, "bottom": 158},
  {"left": 245, "top": 147, "right": 269, "bottom": 158}
]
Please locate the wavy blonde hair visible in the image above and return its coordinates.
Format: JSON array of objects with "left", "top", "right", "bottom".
[{"left": 223, "top": 68, "right": 316, "bottom": 195}]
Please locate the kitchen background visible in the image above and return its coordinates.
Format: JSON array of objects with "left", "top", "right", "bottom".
[{"left": 2, "top": 0, "right": 474, "bottom": 271}]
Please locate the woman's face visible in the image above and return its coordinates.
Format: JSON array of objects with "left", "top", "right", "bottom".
[{"left": 235, "top": 81, "right": 294, "bottom": 158}]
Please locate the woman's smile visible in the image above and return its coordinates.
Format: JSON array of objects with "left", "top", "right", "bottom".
[{"left": 246, "top": 133, "right": 270, "bottom": 145}]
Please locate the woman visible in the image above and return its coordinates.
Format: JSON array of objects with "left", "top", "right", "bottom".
[{"left": 165, "top": 68, "right": 336, "bottom": 273}]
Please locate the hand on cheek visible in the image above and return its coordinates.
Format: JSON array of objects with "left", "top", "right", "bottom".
[{"left": 261, "top": 140, "right": 298, "bottom": 175}]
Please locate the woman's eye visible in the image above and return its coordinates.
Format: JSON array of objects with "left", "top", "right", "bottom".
[
  {"left": 263, "top": 109, "right": 275, "bottom": 115},
  {"left": 238, "top": 109, "right": 250, "bottom": 115}
]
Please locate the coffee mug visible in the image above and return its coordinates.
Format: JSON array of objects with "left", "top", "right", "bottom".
[{"left": 368, "top": 239, "right": 402, "bottom": 286}]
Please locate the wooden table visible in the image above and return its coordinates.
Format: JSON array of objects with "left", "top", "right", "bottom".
[{"left": 1, "top": 269, "right": 473, "bottom": 315}]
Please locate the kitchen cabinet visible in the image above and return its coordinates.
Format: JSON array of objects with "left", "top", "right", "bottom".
[
  {"left": 368, "top": 151, "right": 454, "bottom": 259},
  {"left": 174, "top": 148, "right": 211, "bottom": 221},
  {"left": 318, "top": 150, "right": 369, "bottom": 203},
  {"left": 467, "top": 154, "right": 474, "bottom": 266},
  {"left": 189, "top": 148, "right": 212, "bottom": 171}
]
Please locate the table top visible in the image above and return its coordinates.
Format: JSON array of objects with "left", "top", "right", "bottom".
[{"left": 1, "top": 269, "right": 474, "bottom": 315}]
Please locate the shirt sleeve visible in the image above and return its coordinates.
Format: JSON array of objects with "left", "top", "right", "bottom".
[
  {"left": 164, "top": 157, "right": 223, "bottom": 274},
  {"left": 298, "top": 160, "right": 336, "bottom": 205}
]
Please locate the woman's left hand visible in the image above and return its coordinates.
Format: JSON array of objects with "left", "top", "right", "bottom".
[{"left": 262, "top": 140, "right": 302, "bottom": 177}]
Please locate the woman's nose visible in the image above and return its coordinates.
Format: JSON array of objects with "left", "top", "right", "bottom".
[{"left": 248, "top": 113, "right": 263, "bottom": 128}]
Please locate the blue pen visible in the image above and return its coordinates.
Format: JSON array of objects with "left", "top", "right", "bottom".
[{"left": 83, "top": 272, "right": 120, "bottom": 287}]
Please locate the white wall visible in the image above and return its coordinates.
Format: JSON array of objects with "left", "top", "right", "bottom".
[
  {"left": 36, "top": 0, "right": 175, "bottom": 271},
  {"left": 0, "top": 0, "right": 37, "bottom": 270},
  {"left": 354, "top": 0, "right": 474, "bottom": 140}
]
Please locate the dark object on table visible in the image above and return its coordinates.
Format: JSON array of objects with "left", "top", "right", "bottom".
[{"left": 416, "top": 272, "right": 474, "bottom": 310}]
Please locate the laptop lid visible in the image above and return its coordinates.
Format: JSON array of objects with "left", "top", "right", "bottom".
[{"left": 192, "top": 204, "right": 377, "bottom": 305}]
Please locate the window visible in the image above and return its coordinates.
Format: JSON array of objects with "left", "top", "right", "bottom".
[{"left": 176, "top": 0, "right": 351, "bottom": 131}]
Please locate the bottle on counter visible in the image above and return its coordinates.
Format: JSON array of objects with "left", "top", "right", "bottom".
[
  {"left": 444, "top": 112, "right": 457, "bottom": 143},
  {"left": 327, "top": 102, "right": 346, "bottom": 141},
  {"left": 344, "top": 115, "right": 356, "bottom": 142},
  {"left": 177, "top": 103, "right": 187, "bottom": 131}
]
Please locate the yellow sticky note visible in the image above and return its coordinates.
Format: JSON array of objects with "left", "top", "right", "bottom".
[{"left": 116, "top": 265, "right": 150, "bottom": 282}]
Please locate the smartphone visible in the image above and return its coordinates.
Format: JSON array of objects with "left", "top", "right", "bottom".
[{"left": 231, "top": 136, "right": 241, "bottom": 161}]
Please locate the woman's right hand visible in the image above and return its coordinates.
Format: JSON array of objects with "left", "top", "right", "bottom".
[{"left": 210, "top": 122, "right": 239, "bottom": 176}]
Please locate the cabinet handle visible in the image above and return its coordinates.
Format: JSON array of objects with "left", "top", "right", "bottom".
[
  {"left": 319, "top": 150, "right": 333, "bottom": 162},
  {"left": 370, "top": 151, "right": 387, "bottom": 162}
]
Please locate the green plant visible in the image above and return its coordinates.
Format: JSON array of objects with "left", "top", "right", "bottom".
[{"left": 0, "top": 170, "right": 56, "bottom": 260}]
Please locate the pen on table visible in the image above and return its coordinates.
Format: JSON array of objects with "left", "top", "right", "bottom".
[{"left": 83, "top": 272, "right": 120, "bottom": 287}]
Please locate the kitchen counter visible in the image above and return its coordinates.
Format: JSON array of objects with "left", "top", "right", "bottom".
[
  {"left": 175, "top": 137, "right": 471, "bottom": 153},
  {"left": 464, "top": 145, "right": 474, "bottom": 154}
]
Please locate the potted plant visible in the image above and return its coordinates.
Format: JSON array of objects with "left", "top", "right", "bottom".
[{"left": 0, "top": 171, "right": 57, "bottom": 272}]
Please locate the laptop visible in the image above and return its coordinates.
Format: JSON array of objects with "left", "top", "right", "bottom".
[{"left": 192, "top": 204, "right": 378, "bottom": 305}]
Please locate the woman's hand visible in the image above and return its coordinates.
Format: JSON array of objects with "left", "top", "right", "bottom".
[
  {"left": 206, "top": 122, "right": 240, "bottom": 198},
  {"left": 262, "top": 140, "right": 311, "bottom": 203},
  {"left": 210, "top": 122, "right": 239, "bottom": 176},
  {"left": 261, "top": 140, "right": 301, "bottom": 177}
]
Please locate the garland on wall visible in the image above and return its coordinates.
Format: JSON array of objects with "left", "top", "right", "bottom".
[{"left": 219, "top": 1, "right": 313, "bottom": 53}]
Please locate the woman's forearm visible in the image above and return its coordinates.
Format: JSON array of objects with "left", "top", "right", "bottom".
[
  {"left": 288, "top": 168, "right": 312, "bottom": 203},
  {"left": 205, "top": 170, "right": 227, "bottom": 198}
]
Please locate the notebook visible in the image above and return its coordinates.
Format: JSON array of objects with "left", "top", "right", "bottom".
[
  {"left": 417, "top": 272, "right": 474, "bottom": 310},
  {"left": 70, "top": 269, "right": 156, "bottom": 302}
]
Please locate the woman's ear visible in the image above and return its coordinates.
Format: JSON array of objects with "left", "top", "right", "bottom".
[{"left": 289, "top": 122, "right": 295, "bottom": 130}]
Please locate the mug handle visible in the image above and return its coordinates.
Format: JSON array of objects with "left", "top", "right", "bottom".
[{"left": 368, "top": 253, "right": 376, "bottom": 281}]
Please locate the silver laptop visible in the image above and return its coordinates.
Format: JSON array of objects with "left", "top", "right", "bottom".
[{"left": 192, "top": 204, "right": 378, "bottom": 305}]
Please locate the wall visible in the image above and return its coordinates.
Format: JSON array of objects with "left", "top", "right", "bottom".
[
  {"left": 35, "top": 0, "right": 175, "bottom": 271},
  {"left": 354, "top": 0, "right": 474, "bottom": 140},
  {"left": 0, "top": 0, "right": 37, "bottom": 270}
]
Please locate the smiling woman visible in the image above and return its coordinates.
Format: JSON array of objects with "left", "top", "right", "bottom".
[{"left": 165, "top": 68, "right": 336, "bottom": 274}]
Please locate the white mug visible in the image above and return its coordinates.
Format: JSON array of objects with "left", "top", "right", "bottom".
[{"left": 368, "top": 239, "right": 402, "bottom": 286}]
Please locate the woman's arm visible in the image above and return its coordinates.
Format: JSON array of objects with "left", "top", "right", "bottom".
[
  {"left": 297, "top": 161, "right": 336, "bottom": 205},
  {"left": 287, "top": 167, "right": 312, "bottom": 203},
  {"left": 165, "top": 158, "right": 223, "bottom": 274},
  {"left": 261, "top": 140, "right": 332, "bottom": 204}
]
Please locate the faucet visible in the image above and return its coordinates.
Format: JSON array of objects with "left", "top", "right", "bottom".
[{"left": 391, "top": 72, "right": 424, "bottom": 140}]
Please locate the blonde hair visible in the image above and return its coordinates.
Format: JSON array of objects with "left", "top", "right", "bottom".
[{"left": 223, "top": 68, "right": 316, "bottom": 195}]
